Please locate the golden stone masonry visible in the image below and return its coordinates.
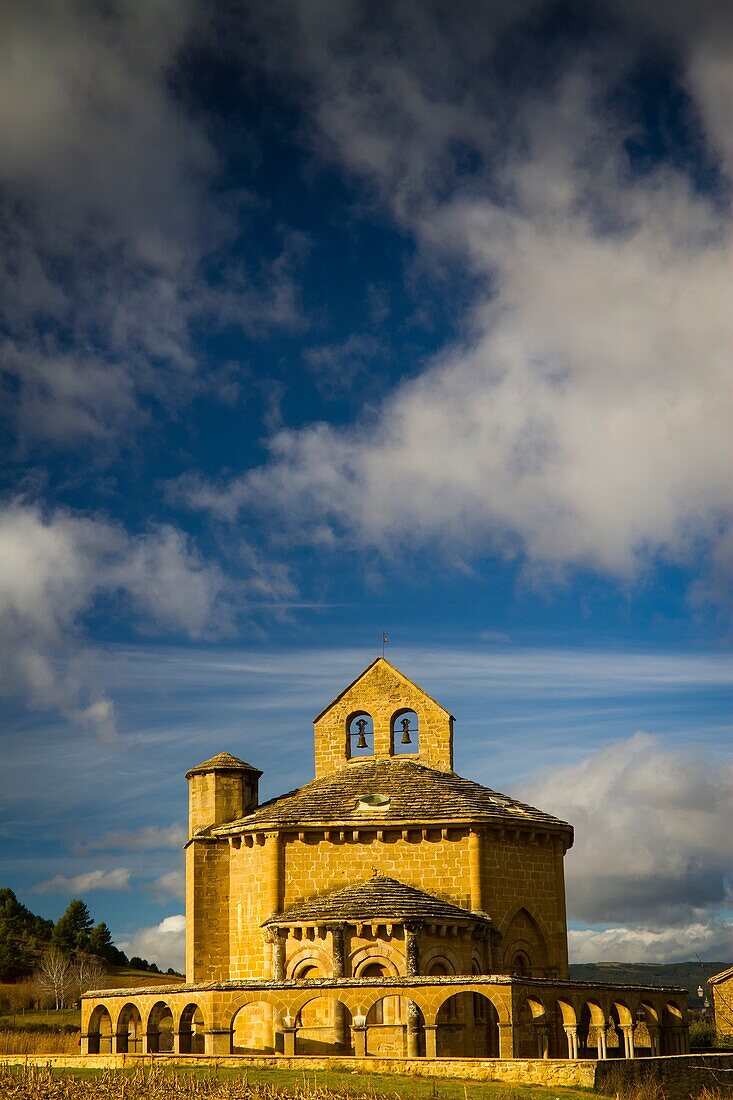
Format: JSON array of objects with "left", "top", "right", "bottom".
[{"left": 82, "top": 657, "right": 690, "bottom": 1059}]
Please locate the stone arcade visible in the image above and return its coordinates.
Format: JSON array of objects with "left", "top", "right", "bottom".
[{"left": 82, "top": 658, "right": 689, "bottom": 1060}]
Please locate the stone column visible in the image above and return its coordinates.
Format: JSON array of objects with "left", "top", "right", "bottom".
[
  {"left": 423, "top": 1024, "right": 438, "bottom": 1059},
  {"left": 647, "top": 1025, "right": 660, "bottom": 1057},
  {"left": 564, "top": 1025, "right": 579, "bottom": 1059},
  {"left": 205, "top": 1029, "right": 232, "bottom": 1055},
  {"left": 405, "top": 922, "right": 421, "bottom": 975},
  {"left": 621, "top": 1024, "right": 635, "bottom": 1059},
  {"left": 404, "top": 923, "right": 422, "bottom": 1057},
  {"left": 80, "top": 1033, "right": 90, "bottom": 1056},
  {"left": 498, "top": 1022, "right": 514, "bottom": 1059},
  {"left": 406, "top": 1000, "right": 422, "bottom": 1058},
  {"left": 264, "top": 926, "right": 286, "bottom": 980},
  {"left": 332, "top": 925, "right": 347, "bottom": 1049},
  {"left": 536, "top": 1025, "right": 549, "bottom": 1059},
  {"left": 282, "top": 1026, "right": 297, "bottom": 1057},
  {"left": 352, "top": 1017, "right": 368, "bottom": 1058},
  {"left": 469, "top": 830, "right": 485, "bottom": 912},
  {"left": 265, "top": 831, "right": 282, "bottom": 917},
  {"left": 596, "top": 1025, "right": 608, "bottom": 1060}
]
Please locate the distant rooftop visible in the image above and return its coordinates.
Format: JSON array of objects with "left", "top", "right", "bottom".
[{"left": 185, "top": 752, "right": 262, "bottom": 779}]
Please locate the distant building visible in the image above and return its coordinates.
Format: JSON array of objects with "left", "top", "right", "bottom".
[
  {"left": 710, "top": 967, "right": 733, "bottom": 1039},
  {"left": 82, "top": 657, "right": 689, "bottom": 1059}
]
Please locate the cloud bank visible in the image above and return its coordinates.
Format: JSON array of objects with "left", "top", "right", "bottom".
[
  {"left": 522, "top": 732, "right": 733, "bottom": 957},
  {"left": 180, "top": 1, "right": 732, "bottom": 595},
  {"left": 35, "top": 867, "right": 131, "bottom": 894},
  {"left": 0, "top": 501, "right": 236, "bottom": 735},
  {"left": 118, "top": 914, "right": 185, "bottom": 973},
  {"left": 0, "top": 0, "right": 302, "bottom": 452}
]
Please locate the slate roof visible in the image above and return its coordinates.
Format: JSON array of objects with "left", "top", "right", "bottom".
[
  {"left": 263, "top": 875, "right": 491, "bottom": 926},
  {"left": 185, "top": 752, "right": 263, "bottom": 779},
  {"left": 214, "top": 758, "right": 571, "bottom": 834}
]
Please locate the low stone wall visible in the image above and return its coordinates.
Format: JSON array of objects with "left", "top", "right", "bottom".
[
  {"left": 595, "top": 1053, "right": 733, "bottom": 1100},
  {"left": 0, "top": 1053, "right": 598, "bottom": 1089},
  {"left": 5, "top": 1051, "right": 733, "bottom": 1096}
]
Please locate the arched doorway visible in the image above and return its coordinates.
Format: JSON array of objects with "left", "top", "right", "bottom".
[
  {"left": 553, "top": 999, "right": 577, "bottom": 1058},
  {"left": 116, "top": 1003, "right": 143, "bottom": 1054},
  {"left": 147, "top": 1001, "right": 174, "bottom": 1053},
  {"left": 663, "top": 1001, "right": 686, "bottom": 1054},
  {"left": 634, "top": 1002, "right": 659, "bottom": 1057},
  {"left": 436, "top": 992, "right": 499, "bottom": 1057},
  {"left": 87, "top": 1005, "right": 112, "bottom": 1054},
  {"left": 231, "top": 1000, "right": 280, "bottom": 1054},
  {"left": 362, "top": 994, "right": 425, "bottom": 1057},
  {"left": 295, "top": 995, "right": 353, "bottom": 1054},
  {"left": 516, "top": 997, "right": 548, "bottom": 1058},
  {"left": 179, "top": 1003, "right": 205, "bottom": 1054},
  {"left": 579, "top": 1000, "right": 607, "bottom": 1059}
]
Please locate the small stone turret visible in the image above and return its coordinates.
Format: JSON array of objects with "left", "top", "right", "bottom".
[{"left": 185, "top": 752, "right": 261, "bottom": 836}]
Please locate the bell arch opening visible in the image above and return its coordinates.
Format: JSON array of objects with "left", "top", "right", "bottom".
[
  {"left": 347, "top": 711, "right": 374, "bottom": 759},
  {"left": 391, "top": 708, "right": 419, "bottom": 755}
]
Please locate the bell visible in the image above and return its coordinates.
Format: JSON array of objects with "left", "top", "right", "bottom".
[
  {"left": 400, "top": 717, "right": 412, "bottom": 745},
  {"left": 355, "top": 719, "right": 369, "bottom": 749}
]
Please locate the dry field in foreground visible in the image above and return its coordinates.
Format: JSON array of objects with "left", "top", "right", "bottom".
[{"left": 1, "top": 1064, "right": 732, "bottom": 1100}]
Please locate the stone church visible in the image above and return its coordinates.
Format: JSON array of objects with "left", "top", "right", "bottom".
[{"left": 82, "top": 658, "right": 689, "bottom": 1060}]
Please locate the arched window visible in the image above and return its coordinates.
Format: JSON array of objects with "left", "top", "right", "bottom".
[
  {"left": 512, "top": 950, "right": 531, "bottom": 976},
  {"left": 347, "top": 712, "right": 374, "bottom": 758},
  {"left": 361, "top": 962, "right": 390, "bottom": 1024},
  {"left": 391, "top": 709, "right": 419, "bottom": 755}
]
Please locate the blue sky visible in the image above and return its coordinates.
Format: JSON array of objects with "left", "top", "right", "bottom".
[{"left": 0, "top": 0, "right": 731, "bottom": 972}]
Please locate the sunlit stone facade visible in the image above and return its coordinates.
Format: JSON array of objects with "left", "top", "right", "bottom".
[{"left": 82, "top": 658, "right": 689, "bottom": 1060}]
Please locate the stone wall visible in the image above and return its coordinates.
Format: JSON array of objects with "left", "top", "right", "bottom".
[
  {"left": 220, "top": 825, "right": 567, "bottom": 981},
  {"left": 711, "top": 975, "right": 733, "bottom": 1039},
  {"left": 6, "top": 1052, "right": 731, "bottom": 1096},
  {"left": 595, "top": 1053, "right": 733, "bottom": 1100},
  {"left": 313, "top": 659, "right": 454, "bottom": 775}
]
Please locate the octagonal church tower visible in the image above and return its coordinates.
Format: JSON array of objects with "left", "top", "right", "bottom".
[{"left": 185, "top": 657, "right": 573, "bottom": 988}]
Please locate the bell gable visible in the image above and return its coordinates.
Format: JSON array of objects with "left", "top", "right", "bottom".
[{"left": 313, "top": 656, "right": 454, "bottom": 776}]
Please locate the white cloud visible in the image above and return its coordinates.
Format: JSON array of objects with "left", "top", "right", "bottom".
[
  {"left": 0, "top": 501, "right": 233, "bottom": 735},
  {"left": 148, "top": 870, "right": 186, "bottom": 902},
  {"left": 569, "top": 922, "right": 733, "bottom": 965},
  {"left": 35, "top": 867, "right": 131, "bottom": 894},
  {"left": 119, "top": 914, "right": 186, "bottom": 973},
  {"left": 521, "top": 733, "right": 733, "bottom": 926},
  {"left": 187, "top": 3, "right": 732, "bottom": 599},
  {"left": 79, "top": 823, "right": 187, "bottom": 853}
]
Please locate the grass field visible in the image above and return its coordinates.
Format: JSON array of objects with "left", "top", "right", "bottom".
[
  {"left": 0, "top": 1063, "right": 598, "bottom": 1100},
  {"left": 0, "top": 966, "right": 184, "bottom": 1052}
]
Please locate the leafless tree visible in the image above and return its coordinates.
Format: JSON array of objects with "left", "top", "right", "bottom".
[
  {"left": 71, "top": 953, "right": 106, "bottom": 1002},
  {"left": 33, "top": 947, "right": 74, "bottom": 1010}
]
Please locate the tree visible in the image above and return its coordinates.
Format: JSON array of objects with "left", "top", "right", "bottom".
[
  {"left": 87, "top": 921, "right": 111, "bottom": 958},
  {"left": 0, "top": 888, "right": 53, "bottom": 980},
  {"left": 34, "top": 947, "right": 74, "bottom": 1010},
  {"left": 71, "top": 953, "right": 106, "bottom": 1002},
  {"left": 52, "top": 899, "right": 93, "bottom": 953}
]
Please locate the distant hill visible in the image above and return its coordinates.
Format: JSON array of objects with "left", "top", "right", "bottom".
[
  {"left": 569, "top": 961, "right": 728, "bottom": 1006},
  {"left": 101, "top": 965, "right": 185, "bottom": 989}
]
